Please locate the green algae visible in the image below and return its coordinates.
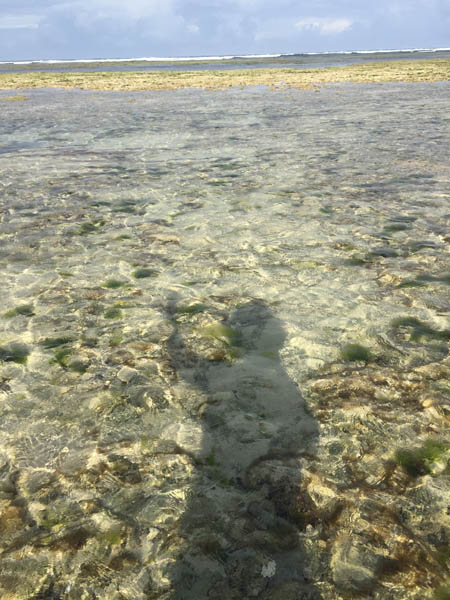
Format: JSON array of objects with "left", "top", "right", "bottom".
[
  {"left": 369, "top": 247, "right": 399, "bottom": 258},
  {"left": 397, "top": 279, "right": 427, "bottom": 288},
  {"left": 383, "top": 223, "right": 409, "bottom": 233},
  {"left": 3, "top": 305, "right": 34, "bottom": 318},
  {"left": 39, "top": 337, "right": 74, "bottom": 349},
  {"left": 104, "top": 308, "right": 122, "bottom": 320},
  {"left": 102, "top": 279, "right": 126, "bottom": 289},
  {"left": 98, "top": 527, "right": 122, "bottom": 546},
  {"left": 434, "top": 583, "right": 450, "bottom": 600},
  {"left": 340, "top": 343, "right": 372, "bottom": 363},
  {"left": 0, "top": 343, "right": 30, "bottom": 365},
  {"left": 201, "top": 323, "right": 240, "bottom": 346},
  {"left": 395, "top": 440, "right": 448, "bottom": 478},
  {"left": 68, "top": 360, "right": 88, "bottom": 374},
  {"left": 133, "top": 268, "right": 157, "bottom": 279},
  {"left": 110, "top": 335, "right": 123, "bottom": 347},
  {"left": 51, "top": 348, "right": 72, "bottom": 368},
  {"left": 76, "top": 220, "right": 105, "bottom": 235}
]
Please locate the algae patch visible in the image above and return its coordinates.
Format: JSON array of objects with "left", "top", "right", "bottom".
[
  {"left": 3, "top": 305, "right": 34, "bottom": 318},
  {"left": 201, "top": 323, "right": 240, "bottom": 346},
  {"left": 340, "top": 343, "right": 373, "bottom": 363},
  {"left": 0, "top": 343, "right": 30, "bottom": 365},
  {"left": 395, "top": 439, "right": 449, "bottom": 478}
]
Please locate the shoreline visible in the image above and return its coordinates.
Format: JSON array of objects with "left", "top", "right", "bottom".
[{"left": 1, "top": 58, "right": 449, "bottom": 91}]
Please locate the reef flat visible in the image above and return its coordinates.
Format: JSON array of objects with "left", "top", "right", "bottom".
[
  {"left": 0, "top": 83, "right": 449, "bottom": 599},
  {"left": 0, "top": 58, "right": 450, "bottom": 90}
]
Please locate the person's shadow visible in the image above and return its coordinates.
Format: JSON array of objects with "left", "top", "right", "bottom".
[{"left": 163, "top": 295, "right": 323, "bottom": 600}]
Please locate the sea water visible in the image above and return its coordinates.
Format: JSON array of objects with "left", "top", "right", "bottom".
[{"left": 0, "top": 83, "right": 449, "bottom": 599}]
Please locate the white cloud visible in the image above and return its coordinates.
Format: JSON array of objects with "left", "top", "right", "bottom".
[
  {"left": 296, "top": 17, "right": 353, "bottom": 34},
  {"left": 0, "top": 14, "right": 40, "bottom": 29},
  {"left": 187, "top": 23, "right": 200, "bottom": 33}
]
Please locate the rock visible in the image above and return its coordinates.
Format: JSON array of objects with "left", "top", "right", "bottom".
[
  {"left": 331, "top": 537, "right": 380, "bottom": 593},
  {"left": 117, "top": 366, "right": 139, "bottom": 383}
]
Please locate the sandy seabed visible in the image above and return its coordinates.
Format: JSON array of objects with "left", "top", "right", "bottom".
[{"left": 0, "top": 80, "right": 449, "bottom": 599}]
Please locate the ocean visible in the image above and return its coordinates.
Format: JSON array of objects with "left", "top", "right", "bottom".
[{"left": 1, "top": 46, "right": 450, "bottom": 73}]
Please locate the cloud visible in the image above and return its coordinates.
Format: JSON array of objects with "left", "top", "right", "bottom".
[
  {"left": 296, "top": 17, "right": 353, "bottom": 34},
  {"left": 0, "top": 14, "right": 40, "bottom": 29}
]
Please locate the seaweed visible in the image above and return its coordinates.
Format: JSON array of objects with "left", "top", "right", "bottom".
[
  {"left": 39, "top": 337, "right": 74, "bottom": 349},
  {"left": 104, "top": 308, "right": 122, "bottom": 320},
  {"left": 383, "top": 223, "right": 409, "bottom": 233},
  {"left": 76, "top": 220, "right": 105, "bottom": 235},
  {"left": 201, "top": 323, "right": 240, "bottom": 346},
  {"left": 340, "top": 343, "right": 372, "bottom": 363},
  {"left": 51, "top": 348, "right": 72, "bottom": 368},
  {"left": 434, "top": 584, "right": 450, "bottom": 600},
  {"left": 397, "top": 280, "right": 427, "bottom": 288},
  {"left": 0, "top": 343, "right": 30, "bottom": 365},
  {"left": 4, "top": 305, "right": 34, "bottom": 318},
  {"left": 395, "top": 440, "right": 448, "bottom": 478},
  {"left": 369, "top": 247, "right": 399, "bottom": 258},
  {"left": 133, "top": 268, "right": 157, "bottom": 279},
  {"left": 102, "top": 279, "right": 126, "bottom": 289},
  {"left": 110, "top": 335, "right": 123, "bottom": 347}
]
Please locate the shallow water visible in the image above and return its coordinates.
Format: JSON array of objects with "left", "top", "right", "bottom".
[{"left": 0, "top": 84, "right": 449, "bottom": 599}]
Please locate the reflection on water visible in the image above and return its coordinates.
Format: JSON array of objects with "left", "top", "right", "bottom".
[{"left": 0, "top": 84, "right": 449, "bottom": 599}]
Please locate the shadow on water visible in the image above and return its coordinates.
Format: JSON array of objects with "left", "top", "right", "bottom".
[{"left": 160, "top": 294, "right": 323, "bottom": 599}]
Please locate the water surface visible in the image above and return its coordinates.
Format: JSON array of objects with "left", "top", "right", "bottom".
[{"left": 0, "top": 84, "right": 449, "bottom": 599}]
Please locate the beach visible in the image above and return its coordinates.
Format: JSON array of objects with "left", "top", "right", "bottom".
[{"left": 0, "top": 66, "right": 449, "bottom": 598}]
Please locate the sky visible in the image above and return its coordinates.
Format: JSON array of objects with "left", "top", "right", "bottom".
[{"left": 0, "top": 0, "right": 449, "bottom": 61}]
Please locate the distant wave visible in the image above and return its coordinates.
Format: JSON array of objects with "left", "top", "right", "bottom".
[
  {"left": 1, "top": 47, "right": 450, "bottom": 66},
  {"left": 0, "top": 53, "right": 285, "bottom": 65}
]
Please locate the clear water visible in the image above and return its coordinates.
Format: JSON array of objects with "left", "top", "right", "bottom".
[{"left": 0, "top": 84, "right": 449, "bottom": 599}]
